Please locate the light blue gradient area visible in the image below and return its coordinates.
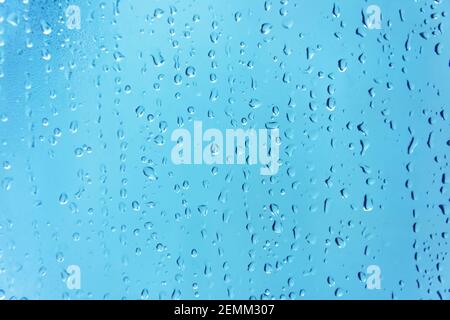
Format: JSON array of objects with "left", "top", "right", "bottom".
[{"left": 0, "top": 0, "right": 449, "bottom": 300}]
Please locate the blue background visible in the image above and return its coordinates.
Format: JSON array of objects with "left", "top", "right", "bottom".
[{"left": 0, "top": 0, "right": 449, "bottom": 299}]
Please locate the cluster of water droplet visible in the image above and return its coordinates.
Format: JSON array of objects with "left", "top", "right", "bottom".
[{"left": 0, "top": 0, "right": 448, "bottom": 300}]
